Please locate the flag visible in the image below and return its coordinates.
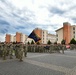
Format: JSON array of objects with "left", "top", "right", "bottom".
[{"left": 28, "top": 30, "right": 41, "bottom": 42}]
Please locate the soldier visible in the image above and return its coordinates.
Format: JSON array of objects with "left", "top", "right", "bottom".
[
  {"left": 23, "top": 44, "right": 27, "bottom": 57},
  {"left": 9, "top": 44, "right": 13, "bottom": 59},
  {"left": 19, "top": 44, "right": 24, "bottom": 62},
  {"left": 33, "top": 45, "right": 36, "bottom": 52},
  {"left": 62, "top": 44, "right": 66, "bottom": 54},
  {"left": 70, "top": 44, "right": 75, "bottom": 50},
  {"left": 0, "top": 44, "right": 3, "bottom": 57},
  {"left": 49, "top": 45, "right": 52, "bottom": 53},
  {"left": 3, "top": 44, "right": 7, "bottom": 60},
  {"left": 15, "top": 44, "right": 19, "bottom": 59}
]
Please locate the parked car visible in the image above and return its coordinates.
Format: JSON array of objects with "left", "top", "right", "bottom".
[{"left": 66, "top": 45, "right": 70, "bottom": 49}]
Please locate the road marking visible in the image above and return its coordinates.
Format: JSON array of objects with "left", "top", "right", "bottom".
[
  {"left": 24, "top": 58, "right": 71, "bottom": 74},
  {"left": 27, "top": 54, "right": 49, "bottom": 58}
]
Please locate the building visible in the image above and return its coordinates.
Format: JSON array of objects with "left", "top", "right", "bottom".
[
  {"left": 21, "top": 34, "right": 28, "bottom": 44},
  {"left": 42, "top": 30, "right": 48, "bottom": 44},
  {"left": 5, "top": 32, "right": 27, "bottom": 43},
  {"left": 48, "top": 34, "right": 56, "bottom": 43},
  {"left": 26, "top": 38, "right": 35, "bottom": 44},
  {"left": 33, "top": 28, "right": 48, "bottom": 44},
  {"left": 34, "top": 28, "right": 42, "bottom": 43},
  {"left": 5, "top": 28, "right": 56, "bottom": 44},
  {"left": 16, "top": 32, "right": 21, "bottom": 42},
  {"left": 5, "top": 34, "right": 11, "bottom": 43},
  {"left": 56, "top": 22, "right": 76, "bottom": 44},
  {"left": 10, "top": 35, "right": 15, "bottom": 42},
  {"left": 33, "top": 28, "right": 56, "bottom": 44}
]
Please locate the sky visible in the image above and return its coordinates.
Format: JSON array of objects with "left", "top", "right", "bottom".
[{"left": 0, "top": 0, "right": 76, "bottom": 42}]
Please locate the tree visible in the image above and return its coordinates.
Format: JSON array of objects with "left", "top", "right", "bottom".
[
  {"left": 36, "top": 41, "right": 40, "bottom": 45},
  {"left": 70, "top": 38, "right": 76, "bottom": 44},
  {"left": 54, "top": 42, "right": 57, "bottom": 44},
  {"left": 47, "top": 40, "right": 52, "bottom": 45},
  {"left": 31, "top": 40, "right": 34, "bottom": 44},
  {"left": 61, "top": 39, "right": 66, "bottom": 45},
  {"left": 27, "top": 41, "right": 30, "bottom": 45}
]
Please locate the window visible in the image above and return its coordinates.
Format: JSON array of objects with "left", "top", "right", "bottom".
[
  {"left": 73, "top": 31, "right": 75, "bottom": 34},
  {"left": 73, "top": 27, "right": 75, "bottom": 30},
  {"left": 74, "top": 35, "right": 75, "bottom": 38},
  {"left": 57, "top": 38, "right": 58, "bottom": 41},
  {"left": 56, "top": 34, "right": 58, "bottom": 37}
]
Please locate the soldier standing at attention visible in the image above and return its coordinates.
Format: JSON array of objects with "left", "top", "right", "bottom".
[
  {"left": 19, "top": 44, "right": 24, "bottom": 62},
  {"left": 62, "top": 44, "right": 66, "bottom": 54},
  {"left": 9, "top": 44, "right": 13, "bottom": 59},
  {"left": 3, "top": 44, "right": 7, "bottom": 60},
  {"left": 23, "top": 44, "right": 27, "bottom": 57}
]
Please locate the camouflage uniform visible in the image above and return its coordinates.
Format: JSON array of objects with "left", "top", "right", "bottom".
[
  {"left": 3, "top": 44, "right": 7, "bottom": 60},
  {"left": 23, "top": 45, "right": 27, "bottom": 57},
  {"left": 14, "top": 44, "right": 19, "bottom": 58},
  {"left": 70, "top": 44, "right": 75, "bottom": 50},
  {"left": 19, "top": 44, "right": 24, "bottom": 61},
  {"left": 0, "top": 44, "right": 3, "bottom": 57},
  {"left": 62, "top": 45, "right": 66, "bottom": 54},
  {"left": 9, "top": 44, "right": 13, "bottom": 59}
]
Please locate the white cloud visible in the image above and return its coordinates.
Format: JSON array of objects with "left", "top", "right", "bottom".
[{"left": 0, "top": 0, "right": 76, "bottom": 41}]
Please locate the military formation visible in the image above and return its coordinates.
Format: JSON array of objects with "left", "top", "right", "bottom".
[
  {"left": 0, "top": 43, "right": 27, "bottom": 61},
  {"left": 27, "top": 44, "right": 67, "bottom": 54},
  {"left": 0, "top": 43, "right": 75, "bottom": 61}
]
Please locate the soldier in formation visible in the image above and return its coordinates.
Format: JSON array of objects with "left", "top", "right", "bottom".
[{"left": 0, "top": 43, "right": 28, "bottom": 62}]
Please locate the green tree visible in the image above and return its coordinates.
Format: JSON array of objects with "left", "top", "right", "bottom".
[
  {"left": 36, "top": 42, "right": 40, "bottom": 45},
  {"left": 70, "top": 38, "right": 76, "bottom": 44},
  {"left": 61, "top": 39, "right": 66, "bottom": 45},
  {"left": 31, "top": 40, "right": 34, "bottom": 44},
  {"left": 47, "top": 40, "right": 52, "bottom": 45},
  {"left": 54, "top": 42, "right": 57, "bottom": 44},
  {"left": 27, "top": 41, "right": 30, "bottom": 45}
]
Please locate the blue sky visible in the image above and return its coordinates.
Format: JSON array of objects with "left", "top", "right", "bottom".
[{"left": 0, "top": 0, "right": 76, "bottom": 42}]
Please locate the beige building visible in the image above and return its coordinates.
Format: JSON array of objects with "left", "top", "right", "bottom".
[
  {"left": 21, "top": 34, "right": 28, "bottom": 44},
  {"left": 71, "top": 25, "right": 76, "bottom": 40},
  {"left": 56, "top": 22, "right": 76, "bottom": 44},
  {"left": 5, "top": 32, "right": 28, "bottom": 43},
  {"left": 48, "top": 34, "right": 56, "bottom": 43},
  {"left": 10, "top": 35, "right": 15, "bottom": 42},
  {"left": 26, "top": 38, "right": 35, "bottom": 44},
  {"left": 42, "top": 30, "right": 48, "bottom": 44},
  {"left": 56, "top": 28, "right": 63, "bottom": 44},
  {"left": 33, "top": 28, "right": 56, "bottom": 44},
  {"left": 5, "top": 28, "right": 56, "bottom": 44}
]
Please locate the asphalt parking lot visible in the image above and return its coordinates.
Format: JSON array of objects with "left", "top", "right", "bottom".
[{"left": 0, "top": 50, "right": 76, "bottom": 75}]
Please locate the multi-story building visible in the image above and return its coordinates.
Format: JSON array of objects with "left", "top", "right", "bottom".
[
  {"left": 5, "top": 28, "right": 56, "bottom": 44},
  {"left": 21, "top": 34, "right": 28, "bottom": 44},
  {"left": 10, "top": 35, "right": 15, "bottom": 42},
  {"left": 56, "top": 22, "right": 76, "bottom": 44},
  {"left": 42, "top": 30, "right": 48, "bottom": 44},
  {"left": 26, "top": 38, "right": 35, "bottom": 44},
  {"left": 16, "top": 32, "right": 21, "bottom": 42},
  {"left": 34, "top": 28, "right": 42, "bottom": 43},
  {"left": 5, "top": 32, "right": 28, "bottom": 43},
  {"left": 5, "top": 34, "right": 11, "bottom": 43},
  {"left": 33, "top": 28, "right": 56, "bottom": 44},
  {"left": 48, "top": 34, "right": 56, "bottom": 43}
]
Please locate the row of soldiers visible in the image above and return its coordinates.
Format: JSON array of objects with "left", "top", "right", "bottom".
[
  {"left": 27, "top": 44, "right": 66, "bottom": 54},
  {"left": 0, "top": 43, "right": 72, "bottom": 61},
  {"left": 0, "top": 44, "right": 27, "bottom": 61}
]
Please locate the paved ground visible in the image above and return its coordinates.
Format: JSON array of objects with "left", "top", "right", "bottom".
[{"left": 0, "top": 50, "right": 76, "bottom": 75}]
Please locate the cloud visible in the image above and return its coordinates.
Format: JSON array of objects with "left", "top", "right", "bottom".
[{"left": 0, "top": 0, "right": 76, "bottom": 42}]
